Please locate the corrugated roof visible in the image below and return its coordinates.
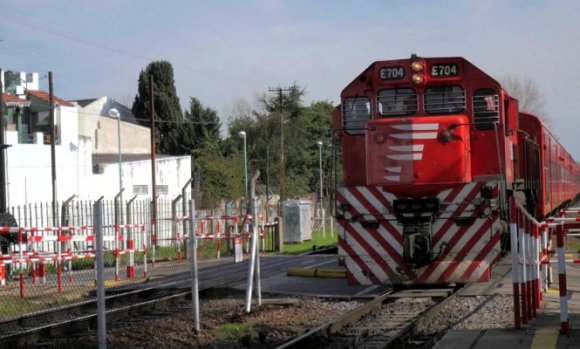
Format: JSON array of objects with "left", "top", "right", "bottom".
[{"left": 28, "top": 90, "right": 74, "bottom": 107}]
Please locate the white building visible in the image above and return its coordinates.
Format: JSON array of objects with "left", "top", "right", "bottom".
[{"left": 1, "top": 73, "right": 192, "bottom": 208}]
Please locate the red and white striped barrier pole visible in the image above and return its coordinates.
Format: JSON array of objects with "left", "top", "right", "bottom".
[
  {"left": 114, "top": 225, "right": 121, "bottom": 281},
  {"left": 509, "top": 196, "right": 521, "bottom": 329},
  {"left": 143, "top": 231, "right": 149, "bottom": 279},
  {"left": 556, "top": 223, "right": 569, "bottom": 334},
  {"left": 177, "top": 218, "right": 183, "bottom": 264},
  {"left": 0, "top": 261, "right": 4, "bottom": 287},
  {"left": 518, "top": 209, "right": 529, "bottom": 324},
  {"left": 127, "top": 230, "right": 135, "bottom": 279},
  {"left": 541, "top": 223, "right": 549, "bottom": 290},
  {"left": 534, "top": 223, "right": 542, "bottom": 307},
  {"left": 19, "top": 227, "right": 25, "bottom": 298},
  {"left": 526, "top": 217, "right": 535, "bottom": 318},
  {"left": 217, "top": 219, "right": 222, "bottom": 259}
]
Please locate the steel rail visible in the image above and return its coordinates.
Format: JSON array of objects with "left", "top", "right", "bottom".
[{"left": 0, "top": 255, "right": 318, "bottom": 347}]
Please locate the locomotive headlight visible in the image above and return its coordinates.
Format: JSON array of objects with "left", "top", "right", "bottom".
[
  {"left": 412, "top": 73, "right": 424, "bottom": 84},
  {"left": 411, "top": 61, "right": 424, "bottom": 72}
]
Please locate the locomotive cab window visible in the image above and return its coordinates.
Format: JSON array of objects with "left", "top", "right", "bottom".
[
  {"left": 377, "top": 88, "right": 417, "bottom": 117},
  {"left": 472, "top": 88, "right": 499, "bottom": 130},
  {"left": 342, "top": 97, "right": 371, "bottom": 135},
  {"left": 424, "top": 85, "right": 465, "bottom": 114}
]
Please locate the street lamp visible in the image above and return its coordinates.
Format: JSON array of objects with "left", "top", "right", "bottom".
[
  {"left": 239, "top": 131, "right": 247, "bottom": 198},
  {"left": 317, "top": 141, "right": 324, "bottom": 237},
  {"left": 109, "top": 108, "right": 123, "bottom": 224}
]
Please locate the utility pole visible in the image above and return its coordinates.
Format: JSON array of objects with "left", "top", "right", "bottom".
[
  {"left": 268, "top": 86, "right": 292, "bottom": 252},
  {"left": 0, "top": 69, "right": 6, "bottom": 213},
  {"left": 149, "top": 75, "right": 157, "bottom": 248},
  {"left": 49, "top": 72, "right": 57, "bottom": 226}
]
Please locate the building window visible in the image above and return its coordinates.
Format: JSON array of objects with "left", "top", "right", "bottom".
[
  {"left": 133, "top": 185, "right": 148, "bottom": 195},
  {"left": 156, "top": 185, "right": 168, "bottom": 195}
]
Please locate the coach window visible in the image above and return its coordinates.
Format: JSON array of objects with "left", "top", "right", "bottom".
[
  {"left": 342, "top": 97, "right": 371, "bottom": 135},
  {"left": 472, "top": 88, "right": 499, "bottom": 130},
  {"left": 424, "top": 85, "right": 465, "bottom": 114},
  {"left": 377, "top": 88, "right": 417, "bottom": 116}
]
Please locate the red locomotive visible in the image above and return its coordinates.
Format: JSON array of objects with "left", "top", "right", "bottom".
[{"left": 332, "top": 55, "right": 580, "bottom": 285}]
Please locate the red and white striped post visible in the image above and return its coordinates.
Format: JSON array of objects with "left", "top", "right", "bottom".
[
  {"left": 534, "top": 224, "right": 542, "bottom": 307},
  {"left": 19, "top": 227, "right": 26, "bottom": 298},
  {"left": 114, "top": 224, "right": 121, "bottom": 281},
  {"left": 518, "top": 209, "right": 529, "bottom": 323},
  {"left": 509, "top": 196, "right": 521, "bottom": 329},
  {"left": 217, "top": 219, "right": 222, "bottom": 259},
  {"left": 57, "top": 227, "right": 63, "bottom": 293},
  {"left": 541, "top": 222, "right": 550, "bottom": 290},
  {"left": 127, "top": 225, "right": 135, "bottom": 279},
  {"left": 0, "top": 261, "right": 4, "bottom": 286},
  {"left": 555, "top": 223, "right": 569, "bottom": 334},
  {"left": 526, "top": 217, "right": 536, "bottom": 318},
  {"left": 143, "top": 224, "right": 149, "bottom": 279}
]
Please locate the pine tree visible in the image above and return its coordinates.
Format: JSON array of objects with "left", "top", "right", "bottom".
[{"left": 132, "top": 61, "right": 183, "bottom": 154}]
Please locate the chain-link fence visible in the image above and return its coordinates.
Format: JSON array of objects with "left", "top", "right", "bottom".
[{"left": 0, "top": 197, "right": 280, "bottom": 328}]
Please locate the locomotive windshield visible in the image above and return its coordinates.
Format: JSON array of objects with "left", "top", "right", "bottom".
[
  {"left": 377, "top": 88, "right": 417, "bottom": 116},
  {"left": 424, "top": 85, "right": 465, "bottom": 114},
  {"left": 342, "top": 97, "right": 371, "bottom": 135}
]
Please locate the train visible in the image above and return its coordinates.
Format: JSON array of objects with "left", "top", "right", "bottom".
[{"left": 332, "top": 55, "right": 580, "bottom": 286}]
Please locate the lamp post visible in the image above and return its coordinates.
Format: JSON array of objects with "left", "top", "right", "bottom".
[
  {"left": 317, "top": 141, "right": 325, "bottom": 237},
  {"left": 239, "top": 131, "right": 247, "bottom": 198},
  {"left": 109, "top": 108, "right": 123, "bottom": 224}
]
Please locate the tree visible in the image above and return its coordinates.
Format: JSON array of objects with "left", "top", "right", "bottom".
[
  {"left": 499, "top": 75, "right": 549, "bottom": 123},
  {"left": 168, "top": 97, "right": 222, "bottom": 157},
  {"left": 194, "top": 150, "right": 243, "bottom": 209},
  {"left": 3, "top": 71, "right": 21, "bottom": 93},
  {"left": 224, "top": 85, "right": 335, "bottom": 199},
  {"left": 132, "top": 61, "right": 183, "bottom": 154}
]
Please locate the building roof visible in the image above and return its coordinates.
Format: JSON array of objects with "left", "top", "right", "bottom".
[
  {"left": 28, "top": 90, "right": 74, "bottom": 107},
  {"left": 1, "top": 93, "right": 31, "bottom": 107},
  {"left": 71, "top": 98, "right": 97, "bottom": 108},
  {"left": 93, "top": 153, "right": 173, "bottom": 165}
]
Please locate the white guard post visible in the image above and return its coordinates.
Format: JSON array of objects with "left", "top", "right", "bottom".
[{"left": 189, "top": 200, "right": 200, "bottom": 333}]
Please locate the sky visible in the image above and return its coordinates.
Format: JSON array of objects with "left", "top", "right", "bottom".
[{"left": 1, "top": 0, "right": 579, "bottom": 158}]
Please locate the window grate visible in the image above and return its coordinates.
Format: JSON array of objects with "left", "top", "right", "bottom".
[
  {"left": 424, "top": 86, "right": 465, "bottom": 114},
  {"left": 473, "top": 89, "right": 499, "bottom": 130},
  {"left": 342, "top": 97, "right": 371, "bottom": 135},
  {"left": 377, "top": 88, "right": 417, "bottom": 116}
]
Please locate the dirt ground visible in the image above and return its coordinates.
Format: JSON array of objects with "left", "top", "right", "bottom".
[{"left": 36, "top": 294, "right": 359, "bottom": 349}]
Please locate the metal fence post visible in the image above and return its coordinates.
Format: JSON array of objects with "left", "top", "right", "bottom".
[
  {"left": 189, "top": 199, "right": 200, "bottom": 332},
  {"left": 94, "top": 198, "right": 107, "bottom": 349}
]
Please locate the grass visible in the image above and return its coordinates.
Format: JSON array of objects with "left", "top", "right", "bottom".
[
  {"left": 218, "top": 322, "right": 255, "bottom": 339},
  {"left": 282, "top": 229, "right": 338, "bottom": 255}
]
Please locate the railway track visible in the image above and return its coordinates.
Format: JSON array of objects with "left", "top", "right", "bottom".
[
  {"left": 277, "top": 287, "right": 457, "bottom": 349},
  {"left": 0, "top": 255, "right": 315, "bottom": 348}
]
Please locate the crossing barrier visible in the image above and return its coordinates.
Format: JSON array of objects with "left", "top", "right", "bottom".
[
  {"left": 158, "top": 214, "right": 272, "bottom": 260},
  {"left": 0, "top": 223, "right": 147, "bottom": 298},
  {"left": 510, "top": 198, "right": 580, "bottom": 334},
  {"left": 509, "top": 196, "right": 543, "bottom": 329}
]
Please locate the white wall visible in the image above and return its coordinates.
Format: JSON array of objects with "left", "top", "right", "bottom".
[
  {"left": 78, "top": 98, "right": 150, "bottom": 155},
  {"left": 93, "top": 156, "right": 192, "bottom": 200},
  {"left": 5, "top": 104, "right": 191, "bottom": 207}
]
